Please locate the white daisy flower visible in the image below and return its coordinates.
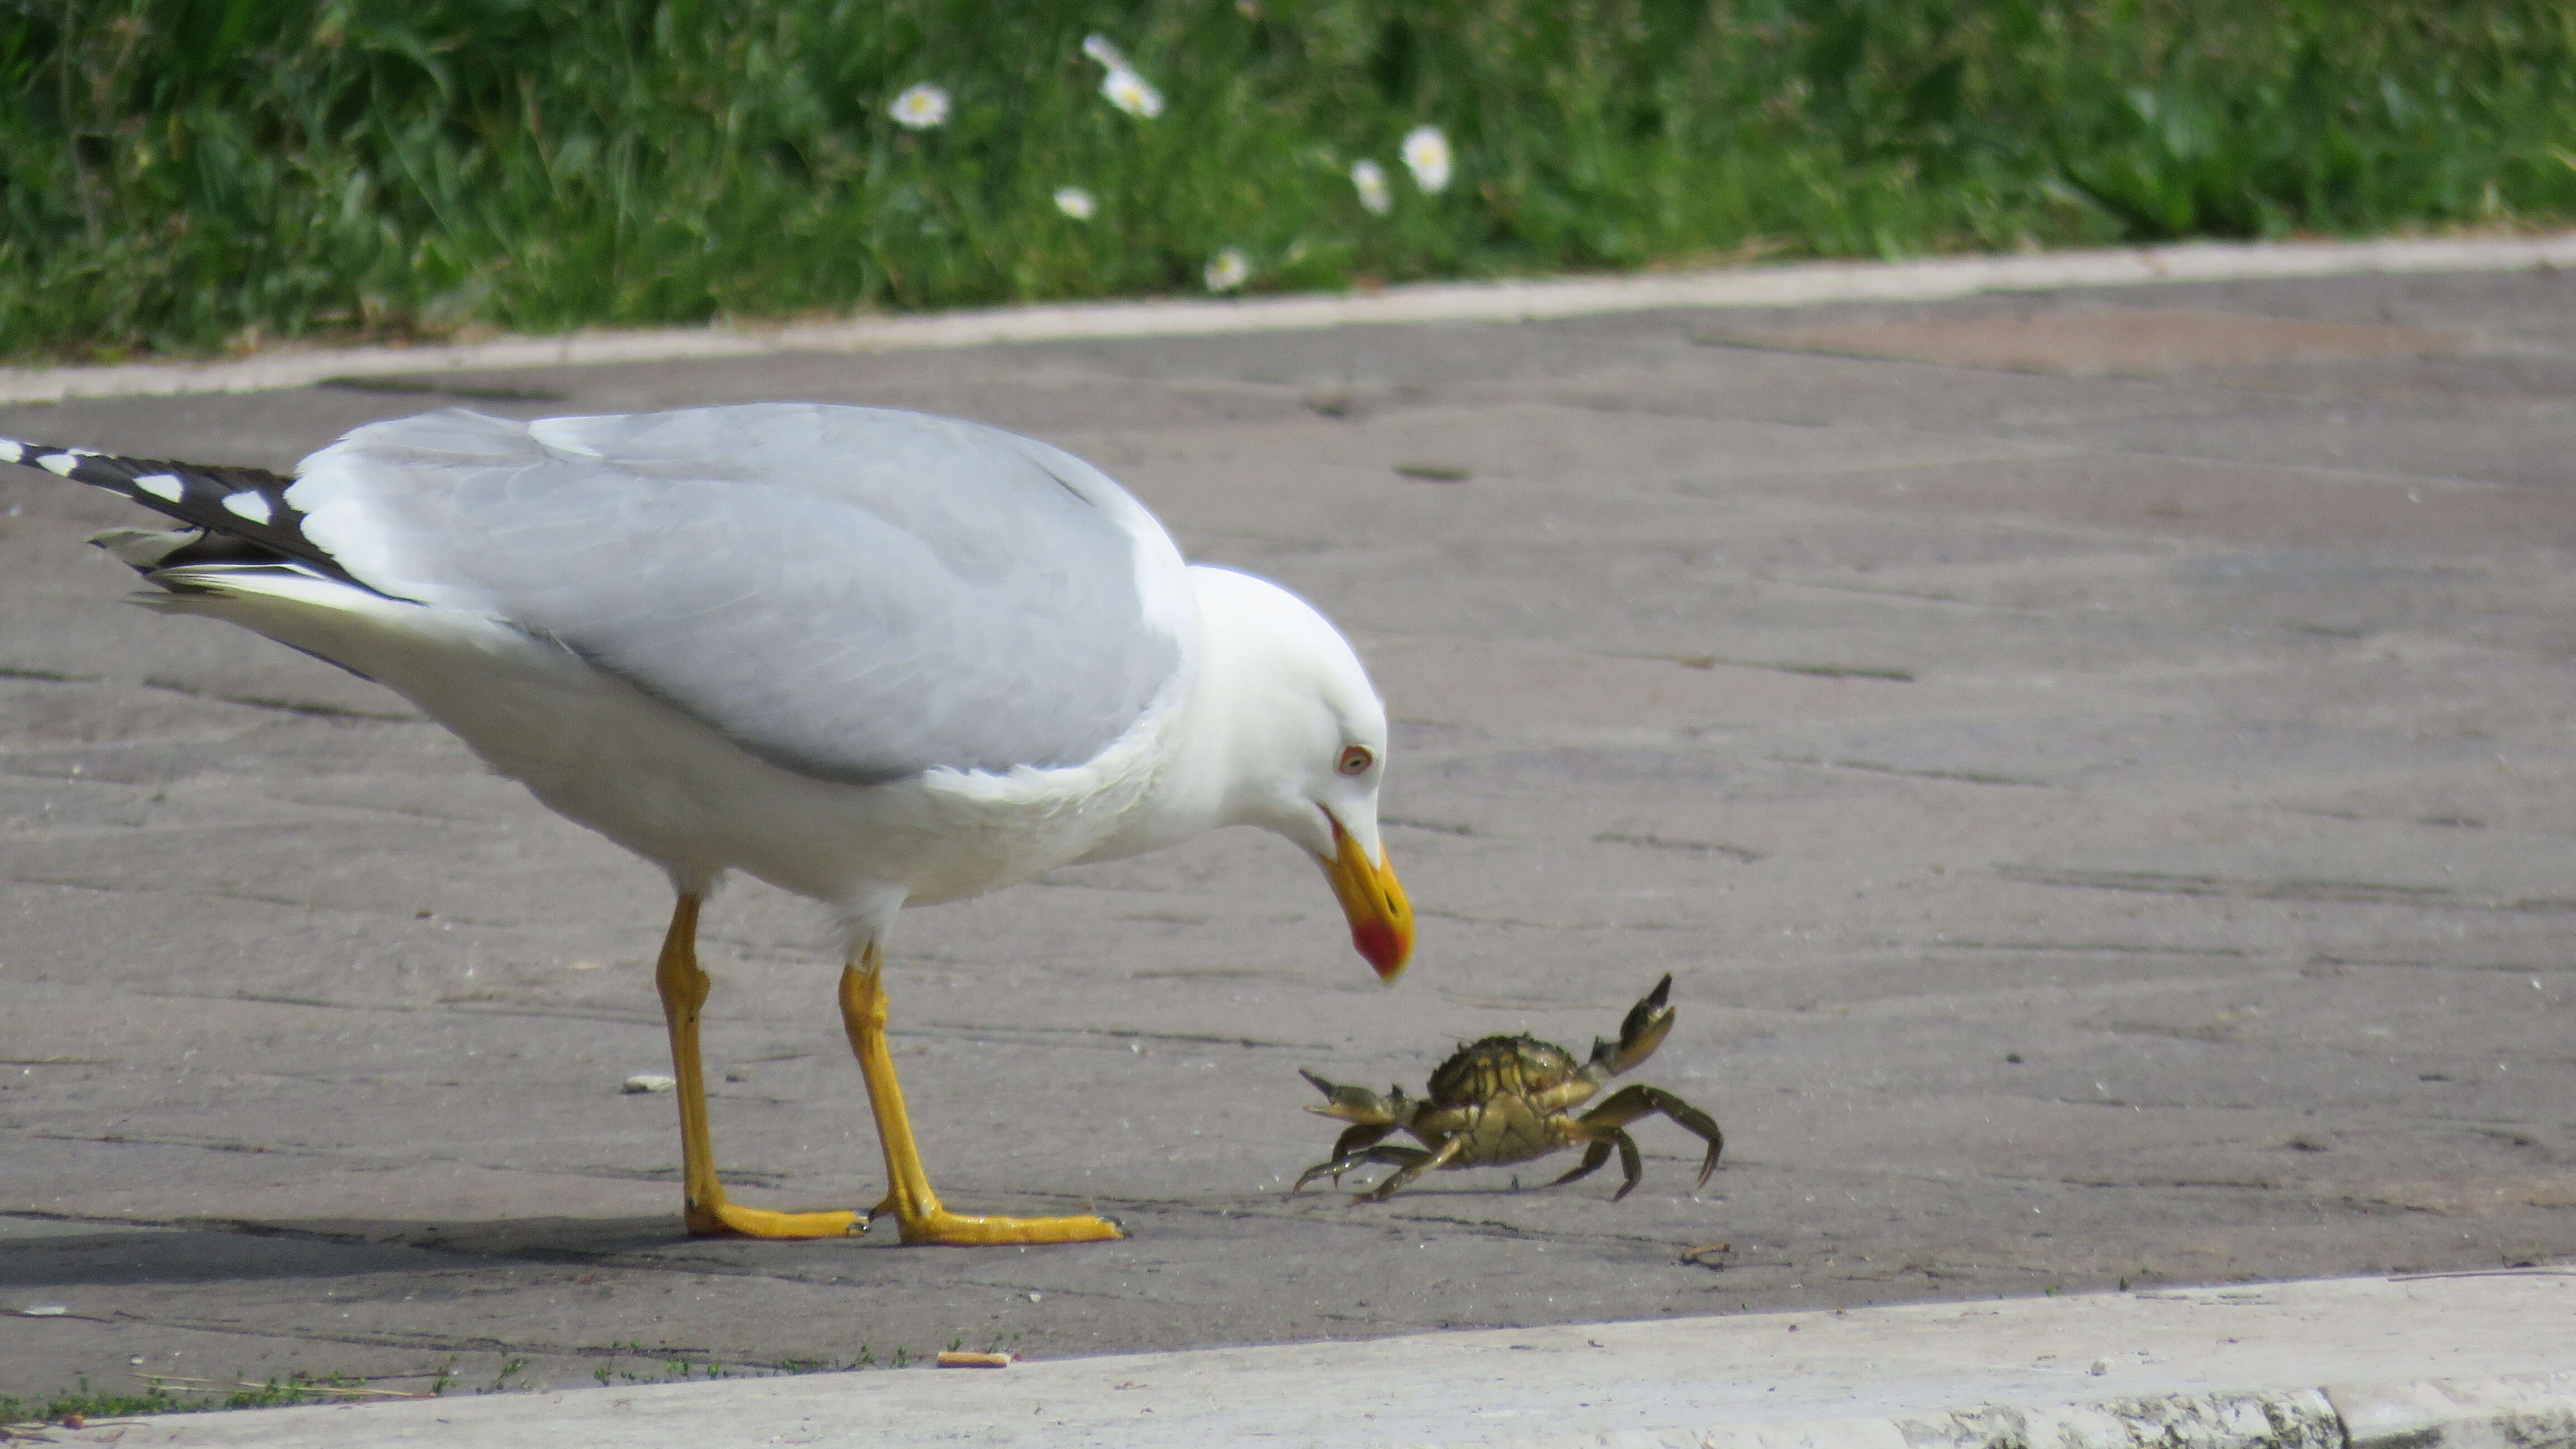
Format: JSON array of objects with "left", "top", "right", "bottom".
[
  {"left": 888, "top": 83, "right": 951, "bottom": 131},
  {"left": 1100, "top": 66, "right": 1163, "bottom": 119},
  {"left": 1053, "top": 187, "right": 1098, "bottom": 221},
  {"left": 1081, "top": 35, "right": 1162, "bottom": 119},
  {"left": 1401, "top": 125, "right": 1453, "bottom": 193},
  {"left": 1204, "top": 248, "right": 1251, "bottom": 292},
  {"left": 1351, "top": 158, "right": 1393, "bottom": 215}
]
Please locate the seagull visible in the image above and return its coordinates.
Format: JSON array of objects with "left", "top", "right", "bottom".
[{"left": 2, "top": 404, "right": 1414, "bottom": 1246}]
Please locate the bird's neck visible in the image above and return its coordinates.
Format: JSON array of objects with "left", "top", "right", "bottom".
[{"left": 1076, "top": 567, "right": 1298, "bottom": 863}]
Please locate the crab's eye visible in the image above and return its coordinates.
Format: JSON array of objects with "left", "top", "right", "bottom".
[{"left": 1337, "top": 745, "right": 1375, "bottom": 776}]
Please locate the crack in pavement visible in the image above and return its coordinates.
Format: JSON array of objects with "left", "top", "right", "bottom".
[
  {"left": 911, "top": 1022, "right": 1337, "bottom": 1052},
  {"left": 2312, "top": 954, "right": 2576, "bottom": 974},
  {"left": 135, "top": 988, "right": 664, "bottom": 1028},
  {"left": 0, "top": 876, "right": 623, "bottom": 938},
  {"left": 1590, "top": 831, "right": 1765, "bottom": 862},
  {"left": 1999, "top": 865, "right": 2576, "bottom": 912},
  {"left": 1414, "top": 907, "right": 1702, "bottom": 932},
  {"left": 1773, "top": 755, "right": 2049, "bottom": 787},
  {"left": 1654, "top": 654, "right": 1918, "bottom": 683},
  {"left": 0, "top": 874, "right": 452, "bottom": 922},
  {"left": 1383, "top": 815, "right": 1481, "bottom": 837},
  {"left": 83, "top": 987, "right": 1337, "bottom": 1056},
  {"left": 1923, "top": 940, "right": 2252, "bottom": 956},
  {"left": 1744, "top": 573, "right": 2012, "bottom": 611}
]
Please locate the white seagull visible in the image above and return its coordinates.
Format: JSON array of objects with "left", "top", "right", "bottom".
[{"left": 2, "top": 404, "right": 1414, "bottom": 1246}]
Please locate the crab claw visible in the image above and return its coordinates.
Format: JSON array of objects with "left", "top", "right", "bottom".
[
  {"left": 1299, "top": 1068, "right": 1408, "bottom": 1126},
  {"left": 1590, "top": 973, "right": 1677, "bottom": 1078}
]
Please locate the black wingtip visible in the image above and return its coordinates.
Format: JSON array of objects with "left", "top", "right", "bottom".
[
  {"left": 1647, "top": 973, "right": 1673, "bottom": 1008},
  {"left": 0, "top": 436, "right": 90, "bottom": 479},
  {"left": 1, "top": 435, "right": 363, "bottom": 588}
]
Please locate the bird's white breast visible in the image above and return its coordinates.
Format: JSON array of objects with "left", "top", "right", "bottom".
[{"left": 154, "top": 572, "right": 1191, "bottom": 922}]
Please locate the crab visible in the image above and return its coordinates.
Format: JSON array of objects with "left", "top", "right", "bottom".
[{"left": 1292, "top": 974, "right": 1723, "bottom": 1202}]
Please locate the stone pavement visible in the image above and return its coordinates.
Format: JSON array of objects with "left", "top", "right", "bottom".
[{"left": 5, "top": 262, "right": 2576, "bottom": 1413}]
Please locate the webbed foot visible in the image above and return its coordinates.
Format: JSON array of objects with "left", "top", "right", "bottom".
[
  {"left": 867, "top": 1195, "right": 1125, "bottom": 1246},
  {"left": 687, "top": 1200, "right": 865, "bottom": 1239}
]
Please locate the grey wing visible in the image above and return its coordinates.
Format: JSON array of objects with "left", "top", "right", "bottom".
[{"left": 285, "top": 405, "right": 1186, "bottom": 783}]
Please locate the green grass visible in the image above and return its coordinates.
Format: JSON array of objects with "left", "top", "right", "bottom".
[
  {"left": 7, "top": 0, "right": 2576, "bottom": 363},
  {"left": 1, "top": 1370, "right": 387, "bottom": 1428}
]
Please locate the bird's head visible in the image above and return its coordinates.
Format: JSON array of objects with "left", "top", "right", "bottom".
[{"left": 1184, "top": 567, "right": 1414, "bottom": 982}]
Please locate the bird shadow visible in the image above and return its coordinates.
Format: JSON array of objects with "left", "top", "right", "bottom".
[{"left": 0, "top": 1214, "right": 807, "bottom": 1290}]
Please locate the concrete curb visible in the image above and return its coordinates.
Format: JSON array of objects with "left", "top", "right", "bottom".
[
  {"left": 1890, "top": 1374, "right": 2576, "bottom": 1449},
  {"left": 58, "top": 1374, "right": 2576, "bottom": 1449},
  {"left": 7, "top": 231, "right": 2574, "bottom": 406},
  {"left": 2331, "top": 1372, "right": 2576, "bottom": 1448},
  {"left": 55, "top": 1273, "right": 2575, "bottom": 1448}
]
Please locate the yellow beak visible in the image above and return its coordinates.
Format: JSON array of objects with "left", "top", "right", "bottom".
[{"left": 1323, "top": 816, "right": 1414, "bottom": 982}]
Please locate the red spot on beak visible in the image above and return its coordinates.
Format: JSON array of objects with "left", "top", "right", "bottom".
[
  {"left": 1323, "top": 813, "right": 1413, "bottom": 983},
  {"left": 1353, "top": 920, "right": 1407, "bottom": 980}
]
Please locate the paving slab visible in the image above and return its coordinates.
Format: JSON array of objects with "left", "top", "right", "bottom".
[{"left": 5, "top": 263, "right": 2576, "bottom": 1415}]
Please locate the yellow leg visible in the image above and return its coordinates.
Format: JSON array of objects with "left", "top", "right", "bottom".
[
  {"left": 653, "top": 894, "right": 861, "bottom": 1239},
  {"left": 839, "top": 944, "right": 1125, "bottom": 1245}
]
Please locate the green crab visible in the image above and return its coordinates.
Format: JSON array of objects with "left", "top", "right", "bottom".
[{"left": 1293, "top": 974, "right": 1723, "bottom": 1202}]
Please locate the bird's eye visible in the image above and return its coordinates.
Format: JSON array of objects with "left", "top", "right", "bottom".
[{"left": 1337, "top": 745, "right": 1375, "bottom": 776}]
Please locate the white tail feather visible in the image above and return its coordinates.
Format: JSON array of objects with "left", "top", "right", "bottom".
[{"left": 88, "top": 527, "right": 202, "bottom": 569}]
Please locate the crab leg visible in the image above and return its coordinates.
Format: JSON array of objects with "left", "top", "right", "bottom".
[
  {"left": 1297, "top": 1143, "right": 1426, "bottom": 1195},
  {"left": 1292, "top": 1124, "right": 1402, "bottom": 1193},
  {"left": 1357, "top": 1133, "right": 1467, "bottom": 1201},
  {"left": 1548, "top": 1136, "right": 1619, "bottom": 1190},
  {"left": 1568, "top": 1083, "right": 1725, "bottom": 1195}
]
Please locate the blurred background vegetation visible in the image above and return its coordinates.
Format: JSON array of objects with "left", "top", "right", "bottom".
[{"left": 7, "top": 0, "right": 2576, "bottom": 363}]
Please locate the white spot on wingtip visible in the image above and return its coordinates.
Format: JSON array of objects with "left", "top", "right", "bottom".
[
  {"left": 221, "top": 490, "right": 274, "bottom": 524},
  {"left": 37, "top": 453, "right": 78, "bottom": 477},
  {"left": 132, "top": 473, "right": 186, "bottom": 503},
  {"left": 0, "top": 438, "right": 22, "bottom": 464}
]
